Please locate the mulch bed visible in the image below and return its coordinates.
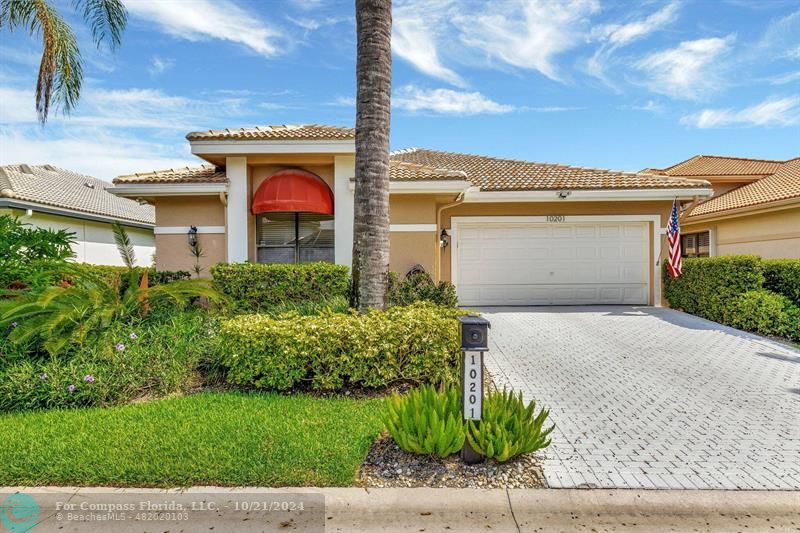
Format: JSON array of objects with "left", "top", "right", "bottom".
[{"left": 357, "top": 434, "right": 547, "bottom": 488}]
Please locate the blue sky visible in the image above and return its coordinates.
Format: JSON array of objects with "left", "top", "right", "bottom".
[{"left": 1, "top": 0, "right": 798, "bottom": 180}]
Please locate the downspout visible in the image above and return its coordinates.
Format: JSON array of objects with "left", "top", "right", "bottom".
[{"left": 434, "top": 186, "right": 472, "bottom": 283}]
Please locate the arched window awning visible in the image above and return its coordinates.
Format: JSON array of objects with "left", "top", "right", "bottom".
[{"left": 251, "top": 169, "right": 334, "bottom": 215}]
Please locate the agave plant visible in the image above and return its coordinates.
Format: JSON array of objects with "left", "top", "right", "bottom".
[
  {"left": 466, "top": 388, "right": 554, "bottom": 463},
  {"left": 383, "top": 383, "right": 465, "bottom": 457},
  {"left": 0, "top": 265, "right": 223, "bottom": 355}
]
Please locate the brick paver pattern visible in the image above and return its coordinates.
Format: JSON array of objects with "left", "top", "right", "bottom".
[{"left": 480, "top": 306, "right": 800, "bottom": 490}]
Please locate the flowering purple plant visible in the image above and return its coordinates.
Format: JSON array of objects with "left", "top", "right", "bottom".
[
  {"left": 129, "top": 332, "right": 138, "bottom": 340},
  {"left": 67, "top": 384, "right": 76, "bottom": 392},
  {"left": 11, "top": 322, "right": 18, "bottom": 329},
  {"left": 115, "top": 343, "right": 125, "bottom": 351},
  {"left": 40, "top": 373, "right": 48, "bottom": 380},
  {"left": 83, "top": 375, "right": 95, "bottom": 383}
]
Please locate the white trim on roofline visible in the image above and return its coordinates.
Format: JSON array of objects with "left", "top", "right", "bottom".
[
  {"left": 0, "top": 198, "right": 154, "bottom": 229},
  {"left": 110, "top": 183, "right": 227, "bottom": 197},
  {"left": 348, "top": 180, "right": 473, "bottom": 193},
  {"left": 154, "top": 226, "right": 226, "bottom": 235},
  {"left": 390, "top": 224, "right": 437, "bottom": 232},
  {"left": 190, "top": 139, "right": 355, "bottom": 156},
  {"left": 462, "top": 188, "right": 712, "bottom": 202}
]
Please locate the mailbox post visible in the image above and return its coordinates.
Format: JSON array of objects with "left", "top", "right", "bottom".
[{"left": 458, "top": 315, "right": 491, "bottom": 465}]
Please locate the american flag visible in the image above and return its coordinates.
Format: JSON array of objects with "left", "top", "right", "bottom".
[{"left": 667, "top": 198, "right": 682, "bottom": 278}]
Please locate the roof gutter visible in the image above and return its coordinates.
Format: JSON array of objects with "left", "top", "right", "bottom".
[
  {"left": 110, "top": 183, "right": 228, "bottom": 197},
  {"left": 461, "top": 188, "right": 713, "bottom": 202},
  {"left": 0, "top": 198, "right": 154, "bottom": 229}
]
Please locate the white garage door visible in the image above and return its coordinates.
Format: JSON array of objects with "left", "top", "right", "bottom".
[{"left": 455, "top": 220, "right": 650, "bottom": 306}]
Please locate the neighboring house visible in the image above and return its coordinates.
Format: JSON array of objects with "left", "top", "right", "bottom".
[
  {"left": 0, "top": 164, "right": 155, "bottom": 266},
  {"left": 111, "top": 124, "right": 711, "bottom": 306},
  {"left": 650, "top": 156, "right": 800, "bottom": 259}
]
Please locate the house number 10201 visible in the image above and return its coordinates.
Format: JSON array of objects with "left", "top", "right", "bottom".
[
  {"left": 546, "top": 215, "right": 565, "bottom": 222},
  {"left": 463, "top": 351, "right": 482, "bottom": 421}
]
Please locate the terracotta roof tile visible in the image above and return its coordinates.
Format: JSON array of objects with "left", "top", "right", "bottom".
[
  {"left": 186, "top": 124, "right": 354, "bottom": 141},
  {"left": 389, "top": 148, "right": 709, "bottom": 191},
  {"left": 688, "top": 158, "right": 800, "bottom": 217},
  {"left": 0, "top": 164, "right": 154, "bottom": 225},
  {"left": 657, "top": 155, "right": 786, "bottom": 177},
  {"left": 389, "top": 160, "right": 469, "bottom": 181},
  {"left": 113, "top": 165, "right": 227, "bottom": 184}
]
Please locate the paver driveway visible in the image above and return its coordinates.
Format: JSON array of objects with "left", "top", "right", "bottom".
[{"left": 480, "top": 306, "right": 800, "bottom": 490}]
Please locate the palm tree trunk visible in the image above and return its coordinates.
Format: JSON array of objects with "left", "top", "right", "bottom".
[{"left": 352, "top": 0, "right": 392, "bottom": 312}]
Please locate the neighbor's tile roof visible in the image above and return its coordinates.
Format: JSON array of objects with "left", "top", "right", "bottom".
[
  {"left": 656, "top": 155, "right": 786, "bottom": 177},
  {"left": 113, "top": 165, "right": 227, "bottom": 184},
  {"left": 389, "top": 148, "right": 710, "bottom": 191},
  {"left": 389, "top": 160, "right": 469, "bottom": 181},
  {"left": 688, "top": 158, "right": 800, "bottom": 217},
  {"left": 0, "top": 164, "right": 154, "bottom": 225},
  {"left": 186, "top": 124, "right": 355, "bottom": 141}
]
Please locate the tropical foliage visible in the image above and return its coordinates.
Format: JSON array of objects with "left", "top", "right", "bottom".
[
  {"left": 466, "top": 389, "right": 554, "bottom": 463},
  {"left": 0, "top": 0, "right": 127, "bottom": 123},
  {"left": 0, "top": 215, "right": 76, "bottom": 290},
  {"left": 0, "top": 266, "right": 221, "bottom": 355},
  {"left": 388, "top": 270, "right": 458, "bottom": 308},
  {"left": 383, "top": 384, "right": 465, "bottom": 457}
]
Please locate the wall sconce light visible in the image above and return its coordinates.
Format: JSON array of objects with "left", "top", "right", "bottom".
[
  {"left": 187, "top": 225, "right": 198, "bottom": 248},
  {"left": 557, "top": 190, "right": 572, "bottom": 199},
  {"left": 439, "top": 229, "right": 450, "bottom": 248}
]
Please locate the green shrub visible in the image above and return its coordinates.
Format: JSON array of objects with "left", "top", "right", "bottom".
[
  {"left": 64, "top": 264, "right": 191, "bottom": 292},
  {"left": 388, "top": 271, "right": 458, "bottom": 308},
  {"left": 0, "top": 311, "right": 216, "bottom": 411},
  {"left": 763, "top": 259, "right": 800, "bottom": 306},
  {"left": 0, "top": 266, "right": 222, "bottom": 355},
  {"left": 722, "top": 290, "right": 799, "bottom": 339},
  {"left": 383, "top": 383, "right": 464, "bottom": 457},
  {"left": 664, "top": 255, "right": 764, "bottom": 322},
  {"left": 211, "top": 262, "right": 350, "bottom": 312},
  {"left": 0, "top": 215, "right": 76, "bottom": 290},
  {"left": 257, "top": 296, "right": 350, "bottom": 317},
  {"left": 217, "top": 302, "right": 462, "bottom": 391},
  {"left": 466, "top": 388, "right": 553, "bottom": 463}
]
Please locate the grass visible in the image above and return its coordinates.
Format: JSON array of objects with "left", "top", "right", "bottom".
[{"left": 0, "top": 391, "right": 384, "bottom": 487}]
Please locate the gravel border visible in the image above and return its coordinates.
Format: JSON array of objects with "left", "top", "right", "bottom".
[{"left": 358, "top": 368, "right": 547, "bottom": 489}]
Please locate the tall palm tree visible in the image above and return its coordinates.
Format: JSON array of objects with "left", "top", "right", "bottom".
[
  {"left": 351, "top": 0, "right": 392, "bottom": 312},
  {"left": 0, "top": 0, "right": 127, "bottom": 124}
]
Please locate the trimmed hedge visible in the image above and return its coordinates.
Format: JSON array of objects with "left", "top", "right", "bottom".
[
  {"left": 388, "top": 271, "right": 458, "bottom": 308},
  {"left": 763, "top": 259, "right": 800, "bottom": 306},
  {"left": 217, "top": 302, "right": 463, "bottom": 391},
  {"left": 663, "top": 255, "right": 764, "bottom": 323},
  {"left": 721, "top": 290, "right": 799, "bottom": 340},
  {"left": 211, "top": 262, "right": 350, "bottom": 311},
  {"left": 64, "top": 264, "right": 191, "bottom": 290}
]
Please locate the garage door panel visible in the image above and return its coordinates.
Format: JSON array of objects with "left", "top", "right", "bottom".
[{"left": 456, "top": 220, "right": 649, "bottom": 306}]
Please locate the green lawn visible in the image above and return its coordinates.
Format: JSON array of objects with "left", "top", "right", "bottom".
[{"left": 0, "top": 392, "right": 384, "bottom": 487}]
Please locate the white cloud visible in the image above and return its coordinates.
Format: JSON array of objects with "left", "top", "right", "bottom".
[
  {"left": 394, "top": 85, "right": 513, "bottom": 115},
  {"left": 393, "top": 4, "right": 465, "bottom": 87},
  {"left": 787, "top": 45, "right": 800, "bottom": 60},
  {"left": 769, "top": 71, "right": 800, "bottom": 85},
  {"left": 587, "top": 2, "right": 680, "bottom": 83},
  {"left": 680, "top": 95, "right": 800, "bottom": 128},
  {"left": 0, "top": 128, "right": 195, "bottom": 180},
  {"left": 454, "top": 0, "right": 599, "bottom": 82},
  {"left": 622, "top": 100, "right": 665, "bottom": 113},
  {"left": 636, "top": 35, "right": 735, "bottom": 100},
  {"left": 148, "top": 56, "right": 175, "bottom": 76},
  {"left": 127, "top": 0, "right": 285, "bottom": 57}
]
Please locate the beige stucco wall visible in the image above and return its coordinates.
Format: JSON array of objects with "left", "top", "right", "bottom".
[
  {"left": 684, "top": 206, "right": 800, "bottom": 259},
  {"left": 152, "top": 196, "right": 225, "bottom": 273}
]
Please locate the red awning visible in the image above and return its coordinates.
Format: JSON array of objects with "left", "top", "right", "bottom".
[{"left": 251, "top": 169, "right": 334, "bottom": 215}]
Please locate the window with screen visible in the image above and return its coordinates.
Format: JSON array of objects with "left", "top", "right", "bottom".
[
  {"left": 681, "top": 231, "right": 710, "bottom": 258},
  {"left": 256, "top": 213, "right": 334, "bottom": 263}
]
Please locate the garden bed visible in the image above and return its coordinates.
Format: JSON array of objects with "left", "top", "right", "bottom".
[{"left": 358, "top": 434, "right": 546, "bottom": 488}]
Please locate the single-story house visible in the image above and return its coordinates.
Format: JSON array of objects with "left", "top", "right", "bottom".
[
  {"left": 649, "top": 156, "right": 800, "bottom": 259},
  {"left": 1, "top": 164, "right": 155, "bottom": 266},
  {"left": 111, "top": 124, "right": 713, "bottom": 306}
]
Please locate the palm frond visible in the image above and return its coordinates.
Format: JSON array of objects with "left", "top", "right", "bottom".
[
  {"left": 72, "top": 0, "right": 127, "bottom": 49},
  {"left": 112, "top": 222, "right": 136, "bottom": 268}
]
